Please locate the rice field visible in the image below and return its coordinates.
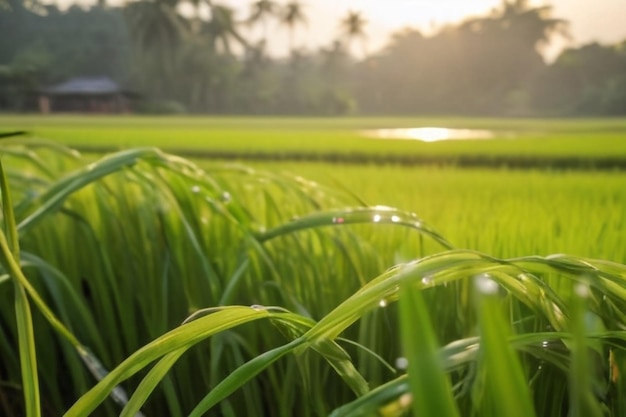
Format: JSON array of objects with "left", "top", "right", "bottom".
[
  {"left": 1, "top": 117, "right": 626, "bottom": 417},
  {"left": 255, "top": 163, "right": 626, "bottom": 262},
  {"left": 2, "top": 115, "right": 626, "bottom": 161}
]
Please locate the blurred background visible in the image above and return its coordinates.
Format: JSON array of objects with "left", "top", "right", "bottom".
[{"left": 1, "top": 0, "right": 625, "bottom": 116}]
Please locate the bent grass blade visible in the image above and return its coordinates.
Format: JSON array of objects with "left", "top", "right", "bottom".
[
  {"left": 256, "top": 206, "right": 454, "bottom": 250},
  {"left": 0, "top": 156, "right": 40, "bottom": 417},
  {"left": 64, "top": 306, "right": 292, "bottom": 416}
]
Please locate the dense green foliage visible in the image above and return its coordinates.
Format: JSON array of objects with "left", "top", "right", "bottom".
[
  {"left": 1, "top": 0, "right": 625, "bottom": 115},
  {"left": 0, "top": 126, "right": 626, "bottom": 416}
]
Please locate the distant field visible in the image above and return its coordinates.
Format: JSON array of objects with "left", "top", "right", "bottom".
[
  {"left": 2, "top": 115, "right": 626, "bottom": 163},
  {"left": 249, "top": 162, "right": 626, "bottom": 262}
]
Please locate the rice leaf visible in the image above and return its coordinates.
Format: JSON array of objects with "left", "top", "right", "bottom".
[
  {"left": 256, "top": 206, "right": 453, "bottom": 250},
  {"left": 568, "top": 281, "right": 606, "bottom": 417},
  {"left": 399, "top": 286, "right": 461, "bottom": 417},
  {"left": 188, "top": 339, "right": 304, "bottom": 417},
  {"left": 64, "top": 306, "right": 283, "bottom": 416},
  {"left": 474, "top": 274, "right": 537, "bottom": 417},
  {"left": 0, "top": 157, "right": 40, "bottom": 417}
]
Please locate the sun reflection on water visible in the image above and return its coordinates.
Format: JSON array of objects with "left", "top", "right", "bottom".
[{"left": 364, "top": 127, "right": 496, "bottom": 142}]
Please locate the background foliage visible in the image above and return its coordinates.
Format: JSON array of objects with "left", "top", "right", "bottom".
[{"left": 1, "top": 0, "right": 626, "bottom": 115}]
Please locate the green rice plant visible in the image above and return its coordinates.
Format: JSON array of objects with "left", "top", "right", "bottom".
[
  {"left": 268, "top": 163, "right": 626, "bottom": 264},
  {"left": 3, "top": 115, "right": 626, "bottom": 162},
  {"left": 0, "top": 141, "right": 453, "bottom": 415},
  {"left": 328, "top": 252, "right": 626, "bottom": 417},
  {"left": 0, "top": 154, "right": 40, "bottom": 417},
  {"left": 2, "top": 138, "right": 626, "bottom": 417},
  {"left": 398, "top": 281, "right": 460, "bottom": 417}
]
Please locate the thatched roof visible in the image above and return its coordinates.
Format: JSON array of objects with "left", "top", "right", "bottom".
[{"left": 42, "top": 77, "right": 133, "bottom": 95}]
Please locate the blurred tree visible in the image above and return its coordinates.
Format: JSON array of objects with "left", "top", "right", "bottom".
[
  {"left": 0, "top": 3, "right": 132, "bottom": 110},
  {"left": 246, "top": 0, "right": 278, "bottom": 40},
  {"left": 339, "top": 10, "right": 368, "bottom": 58},
  {"left": 280, "top": 0, "right": 306, "bottom": 52},
  {"left": 203, "top": 3, "right": 247, "bottom": 54},
  {"left": 1, "top": 0, "right": 624, "bottom": 116},
  {"left": 531, "top": 42, "right": 626, "bottom": 115},
  {"left": 124, "top": 0, "right": 188, "bottom": 98}
]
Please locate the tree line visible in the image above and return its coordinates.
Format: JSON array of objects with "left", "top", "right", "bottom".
[{"left": 1, "top": 0, "right": 625, "bottom": 115}]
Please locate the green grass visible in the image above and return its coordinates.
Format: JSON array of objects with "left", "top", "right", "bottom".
[
  {"left": 250, "top": 163, "right": 626, "bottom": 262},
  {"left": 2, "top": 115, "right": 626, "bottom": 160},
  {"left": 1, "top": 127, "right": 626, "bottom": 417}
]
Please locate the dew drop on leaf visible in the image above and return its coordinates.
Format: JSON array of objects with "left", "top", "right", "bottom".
[
  {"left": 475, "top": 273, "right": 499, "bottom": 295},
  {"left": 395, "top": 357, "right": 409, "bottom": 370},
  {"left": 421, "top": 276, "right": 433, "bottom": 286}
]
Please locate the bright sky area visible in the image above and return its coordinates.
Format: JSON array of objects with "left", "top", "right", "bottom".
[
  {"left": 60, "top": 0, "right": 626, "bottom": 59},
  {"left": 254, "top": 0, "right": 626, "bottom": 58}
]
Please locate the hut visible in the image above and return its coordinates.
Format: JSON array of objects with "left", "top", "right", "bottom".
[{"left": 39, "top": 77, "right": 136, "bottom": 113}]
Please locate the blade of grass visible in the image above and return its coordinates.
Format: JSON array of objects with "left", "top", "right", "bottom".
[
  {"left": 64, "top": 306, "right": 287, "bottom": 416},
  {"left": 256, "top": 206, "right": 453, "bottom": 250},
  {"left": 399, "top": 285, "right": 461, "bottom": 417},
  {"left": 188, "top": 339, "right": 305, "bottom": 417},
  {"left": 474, "top": 274, "right": 537, "bottom": 417},
  {"left": 0, "top": 156, "right": 40, "bottom": 417},
  {"left": 569, "top": 281, "right": 605, "bottom": 417}
]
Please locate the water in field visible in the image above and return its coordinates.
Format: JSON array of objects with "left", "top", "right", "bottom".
[{"left": 363, "top": 127, "right": 496, "bottom": 142}]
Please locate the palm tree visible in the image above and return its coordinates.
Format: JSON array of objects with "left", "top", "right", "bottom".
[
  {"left": 280, "top": 0, "right": 306, "bottom": 52},
  {"left": 503, "top": 0, "right": 569, "bottom": 52},
  {"left": 339, "top": 10, "right": 368, "bottom": 58},
  {"left": 466, "top": 0, "right": 568, "bottom": 53},
  {"left": 125, "top": 0, "right": 188, "bottom": 54},
  {"left": 204, "top": 3, "right": 248, "bottom": 54},
  {"left": 247, "top": 0, "right": 278, "bottom": 39},
  {"left": 124, "top": 0, "right": 189, "bottom": 96}
]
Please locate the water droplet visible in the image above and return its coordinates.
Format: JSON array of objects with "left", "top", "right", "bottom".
[
  {"left": 221, "top": 192, "right": 232, "bottom": 203},
  {"left": 379, "top": 299, "right": 388, "bottom": 308},
  {"left": 333, "top": 217, "right": 345, "bottom": 224},
  {"left": 373, "top": 214, "right": 382, "bottom": 223},
  {"left": 250, "top": 304, "right": 265, "bottom": 311},
  {"left": 575, "top": 282, "right": 590, "bottom": 299},
  {"left": 475, "top": 274, "right": 499, "bottom": 295},
  {"left": 399, "top": 393, "right": 413, "bottom": 407},
  {"left": 191, "top": 185, "right": 201, "bottom": 193},
  {"left": 395, "top": 357, "right": 409, "bottom": 370},
  {"left": 391, "top": 215, "right": 401, "bottom": 223},
  {"left": 421, "top": 276, "right": 433, "bottom": 286},
  {"left": 541, "top": 341, "right": 549, "bottom": 348}
]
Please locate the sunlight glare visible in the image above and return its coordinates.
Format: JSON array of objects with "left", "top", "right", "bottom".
[
  {"left": 365, "top": 127, "right": 496, "bottom": 142},
  {"left": 341, "top": 0, "right": 507, "bottom": 32}
]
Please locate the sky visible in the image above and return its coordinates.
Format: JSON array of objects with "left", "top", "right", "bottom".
[
  {"left": 226, "top": 0, "right": 626, "bottom": 59},
  {"left": 58, "top": 0, "right": 626, "bottom": 59}
]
